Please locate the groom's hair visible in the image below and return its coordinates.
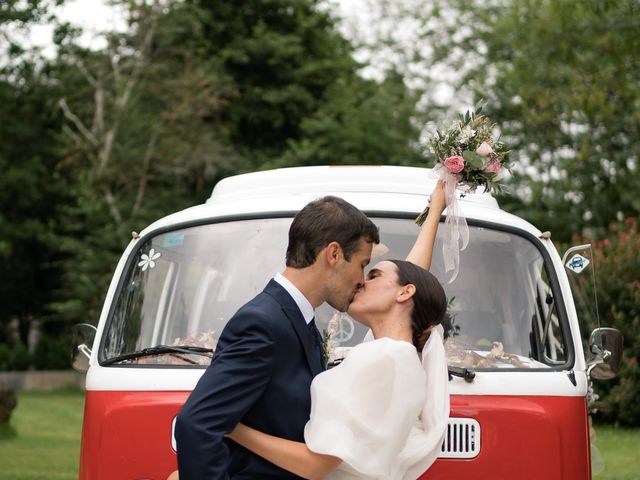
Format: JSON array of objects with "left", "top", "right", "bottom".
[{"left": 286, "top": 196, "right": 379, "bottom": 268}]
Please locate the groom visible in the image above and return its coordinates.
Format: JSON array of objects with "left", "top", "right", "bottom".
[{"left": 175, "top": 195, "right": 379, "bottom": 479}]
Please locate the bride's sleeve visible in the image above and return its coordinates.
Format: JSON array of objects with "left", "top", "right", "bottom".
[{"left": 304, "top": 339, "right": 426, "bottom": 478}]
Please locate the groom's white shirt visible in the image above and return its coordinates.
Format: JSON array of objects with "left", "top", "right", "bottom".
[{"left": 274, "top": 272, "right": 315, "bottom": 325}]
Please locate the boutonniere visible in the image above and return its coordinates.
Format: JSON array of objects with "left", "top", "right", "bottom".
[{"left": 322, "top": 313, "right": 339, "bottom": 367}]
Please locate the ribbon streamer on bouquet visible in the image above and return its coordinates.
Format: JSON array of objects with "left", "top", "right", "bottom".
[{"left": 433, "top": 165, "right": 469, "bottom": 283}]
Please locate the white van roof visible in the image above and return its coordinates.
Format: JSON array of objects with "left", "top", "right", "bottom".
[
  {"left": 208, "top": 165, "right": 497, "bottom": 206},
  {"left": 141, "top": 166, "right": 541, "bottom": 238}
]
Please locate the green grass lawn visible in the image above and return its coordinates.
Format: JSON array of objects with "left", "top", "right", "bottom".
[
  {"left": 0, "top": 388, "right": 638, "bottom": 479},
  {"left": 0, "top": 387, "right": 84, "bottom": 480},
  {"left": 593, "top": 424, "right": 640, "bottom": 480}
]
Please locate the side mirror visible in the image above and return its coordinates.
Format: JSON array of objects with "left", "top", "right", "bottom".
[
  {"left": 72, "top": 323, "right": 97, "bottom": 372},
  {"left": 587, "top": 327, "right": 623, "bottom": 380}
]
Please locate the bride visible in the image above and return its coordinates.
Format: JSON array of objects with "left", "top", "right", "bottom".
[{"left": 225, "top": 182, "right": 450, "bottom": 479}]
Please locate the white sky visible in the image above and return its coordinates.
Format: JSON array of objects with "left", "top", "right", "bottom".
[
  {"left": 23, "top": 0, "right": 456, "bottom": 107},
  {"left": 27, "top": 0, "right": 128, "bottom": 56},
  {"left": 27, "top": 0, "right": 371, "bottom": 56}
]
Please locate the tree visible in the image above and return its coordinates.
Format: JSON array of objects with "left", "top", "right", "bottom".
[
  {"left": 277, "top": 72, "right": 423, "bottom": 167},
  {"left": 194, "top": 0, "right": 427, "bottom": 168},
  {"left": 0, "top": 62, "right": 67, "bottom": 343},
  {"left": 196, "top": 0, "right": 368, "bottom": 163},
  {"left": 416, "top": 0, "right": 640, "bottom": 241},
  {"left": 0, "top": 0, "right": 68, "bottom": 345},
  {"left": 50, "top": 0, "right": 237, "bottom": 325},
  {"left": 569, "top": 218, "right": 640, "bottom": 426},
  {"left": 0, "top": 0, "right": 427, "bottom": 349},
  {"left": 0, "top": 0, "right": 61, "bottom": 23}
]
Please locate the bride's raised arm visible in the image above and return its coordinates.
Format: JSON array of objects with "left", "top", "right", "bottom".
[{"left": 405, "top": 181, "right": 446, "bottom": 270}]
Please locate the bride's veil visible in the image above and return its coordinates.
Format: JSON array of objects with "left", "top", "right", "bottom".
[{"left": 399, "top": 324, "right": 450, "bottom": 479}]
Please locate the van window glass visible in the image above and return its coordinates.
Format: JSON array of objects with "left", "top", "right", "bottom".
[{"left": 102, "top": 217, "right": 567, "bottom": 369}]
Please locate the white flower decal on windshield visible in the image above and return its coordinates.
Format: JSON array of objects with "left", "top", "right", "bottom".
[{"left": 138, "top": 248, "right": 161, "bottom": 271}]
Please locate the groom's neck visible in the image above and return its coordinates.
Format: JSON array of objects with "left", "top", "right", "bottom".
[{"left": 281, "top": 266, "right": 325, "bottom": 309}]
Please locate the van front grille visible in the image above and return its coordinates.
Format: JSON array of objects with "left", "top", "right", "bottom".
[{"left": 439, "top": 418, "right": 481, "bottom": 459}]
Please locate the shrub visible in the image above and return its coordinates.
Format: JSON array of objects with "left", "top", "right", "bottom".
[
  {"left": 33, "top": 335, "right": 71, "bottom": 370},
  {"left": 9, "top": 344, "right": 31, "bottom": 371},
  {"left": 0, "top": 388, "right": 17, "bottom": 424},
  {"left": 570, "top": 218, "right": 640, "bottom": 426},
  {"left": 0, "top": 343, "right": 31, "bottom": 371},
  {"left": 0, "top": 344, "right": 10, "bottom": 371}
]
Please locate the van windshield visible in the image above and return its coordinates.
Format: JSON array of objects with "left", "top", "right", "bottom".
[{"left": 101, "top": 217, "right": 568, "bottom": 369}]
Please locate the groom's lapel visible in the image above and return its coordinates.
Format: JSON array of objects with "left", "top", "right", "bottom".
[
  {"left": 284, "top": 307, "right": 325, "bottom": 377},
  {"left": 264, "top": 280, "right": 324, "bottom": 376}
]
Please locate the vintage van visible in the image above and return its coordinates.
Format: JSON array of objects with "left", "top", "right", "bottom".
[{"left": 75, "top": 165, "right": 622, "bottom": 479}]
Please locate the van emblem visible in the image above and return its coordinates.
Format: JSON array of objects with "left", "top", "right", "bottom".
[{"left": 565, "top": 254, "right": 589, "bottom": 274}]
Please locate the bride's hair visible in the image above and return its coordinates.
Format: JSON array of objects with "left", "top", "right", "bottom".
[{"left": 388, "top": 260, "right": 447, "bottom": 351}]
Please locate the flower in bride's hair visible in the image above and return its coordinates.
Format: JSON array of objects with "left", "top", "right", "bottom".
[
  {"left": 443, "top": 155, "right": 465, "bottom": 174},
  {"left": 475, "top": 141, "right": 494, "bottom": 157}
]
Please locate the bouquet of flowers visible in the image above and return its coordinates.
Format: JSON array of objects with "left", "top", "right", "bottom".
[
  {"left": 415, "top": 105, "right": 511, "bottom": 225},
  {"left": 416, "top": 104, "right": 511, "bottom": 282}
]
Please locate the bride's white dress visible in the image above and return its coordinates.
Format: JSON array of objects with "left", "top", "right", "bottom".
[{"left": 304, "top": 326, "right": 450, "bottom": 480}]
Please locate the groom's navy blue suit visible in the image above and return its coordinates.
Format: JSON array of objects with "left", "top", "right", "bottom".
[{"left": 175, "top": 279, "right": 325, "bottom": 479}]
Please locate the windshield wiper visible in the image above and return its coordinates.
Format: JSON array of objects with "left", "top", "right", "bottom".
[
  {"left": 449, "top": 366, "right": 476, "bottom": 382},
  {"left": 101, "top": 345, "right": 213, "bottom": 366}
]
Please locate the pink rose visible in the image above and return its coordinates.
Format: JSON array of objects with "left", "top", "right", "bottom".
[
  {"left": 443, "top": 155, "right": 465, "bottom": 174},
  {"left": 483, "top": 159, "right": 501, "bottom": 174}
]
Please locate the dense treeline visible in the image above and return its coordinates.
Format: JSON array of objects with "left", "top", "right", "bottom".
[
  {"left": 0, "top": 0, "right": 423, "bottom": 354},
  {"left": 1, "top": 0, "right": 639, "bottom": 425}
]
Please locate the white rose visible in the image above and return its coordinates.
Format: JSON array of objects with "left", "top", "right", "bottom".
[
  {"left": 475, "top": 141, "right": 494, "bottom": 157},
  {"left": 459, "top": 126, "right": 475, "bottom": 143}
]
